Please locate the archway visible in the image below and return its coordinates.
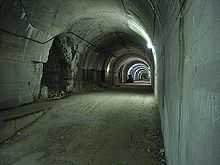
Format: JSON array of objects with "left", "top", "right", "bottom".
[{"left": 41, "top": 34, "right": 77, "bottom": 97}]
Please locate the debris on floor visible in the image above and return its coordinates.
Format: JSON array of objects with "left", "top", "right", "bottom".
[
  {"left": 145, "top": 128, "right": 167, "bottom": 165},
  {"left": 0, "top": 88, "right": 165, "bottom": 165}
]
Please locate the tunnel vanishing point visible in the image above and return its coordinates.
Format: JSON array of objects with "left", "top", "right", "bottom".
[{"left": 0, "top": 0, "right": 220, "bottom": 165}]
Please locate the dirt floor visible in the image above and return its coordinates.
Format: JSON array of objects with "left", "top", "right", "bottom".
[{"left": 0, "top": 87, "right": 165, "bottom": 165}]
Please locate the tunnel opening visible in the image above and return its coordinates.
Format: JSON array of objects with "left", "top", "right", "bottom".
[
  {"left": 81, "top": 31, "right": 156, "bottom": 93},
  {"left": 41, "top": 34, "right": 77, "bottom": 98},
  {"left": 107, "top": 51, "right": 154, "bottom": 90},
  {"left": 127, "top": 62, "right": 152, "bottom": 85}
]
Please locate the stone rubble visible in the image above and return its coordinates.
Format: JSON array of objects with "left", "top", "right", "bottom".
[{"left": 146, "top": 128, "right": 167, "bottom": 165}]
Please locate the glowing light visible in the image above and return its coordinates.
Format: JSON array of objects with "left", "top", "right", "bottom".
[
  {"left": 134, "top": 68, "right": 149, "bottom": 80},
  {"left": 128, "top": 63, "right": 150, "bottom": 75},
  {"left": 127, "top": 17, "right": 158, "bottom": 96},
  {"left": 128, "top": 19, "right": 154, "bottom": 49},
  {"left": 106, "top": 63, "right": 110, "bottom": 74}
]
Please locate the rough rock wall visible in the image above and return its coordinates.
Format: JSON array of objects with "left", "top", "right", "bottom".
[{"left": 41, "top": 34, "right": 81, "bottom": 96}]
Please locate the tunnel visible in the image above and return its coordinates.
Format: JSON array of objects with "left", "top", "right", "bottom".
[{"left": 0, "top": 0, "right": 220, "bottom": 165}]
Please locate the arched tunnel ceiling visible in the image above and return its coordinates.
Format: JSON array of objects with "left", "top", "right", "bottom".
[
  {"left": 112, "top": 55, "right": 150, "bottom": 74},
  {"left": 128, "top": 64, "right": 150, "bottom": 80},
  {"left": 1, "top": 0, "right": 158, "bottom": 77},
  {"left": 128, "top": 63, "right": 150, "bottom": 76},
  {"left": 6, "top": 0, "right": 158, "bottom": 54},
  {"left": 21, "top": 0, "right": 155, "bottom": 37},
  {"left": 0, "top": 0, "right": 159, "bottom": 94},
  {"left": 83, "top": 39, "right": 153, "bottom": 71}
]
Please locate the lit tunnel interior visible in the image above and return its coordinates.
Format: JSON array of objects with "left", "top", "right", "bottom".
[
  {"left": 127, "top": 63, "right": 151, "bottom": 82},
  {"left": 0, "top": 0, "right": 220, "bottom": 165},
  {"left": 40, "top": 15, "right": 156, "bottom": 95}
]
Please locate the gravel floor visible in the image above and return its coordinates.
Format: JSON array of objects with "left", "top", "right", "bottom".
[{"left": 0, "top": 87, "right": 165, "bottom": 165}]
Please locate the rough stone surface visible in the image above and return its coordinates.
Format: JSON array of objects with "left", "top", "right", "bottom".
[
  {"left": 0, "top": 88, "right": 163, "bottom": 165},
  {"left": 41, "top": 35, "right": 77, "bottom": 94}
]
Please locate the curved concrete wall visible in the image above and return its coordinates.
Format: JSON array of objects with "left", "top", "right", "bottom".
[{"left": 157, "top": 0, "right": 220, "bottom": 165}]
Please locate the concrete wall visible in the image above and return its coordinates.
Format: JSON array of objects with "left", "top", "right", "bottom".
[
  {"left": 157, "top": 0, "right": 220, "bottom": 164},
  {"left": 0, "top": 0, "right": 52, "bottom": 110}
]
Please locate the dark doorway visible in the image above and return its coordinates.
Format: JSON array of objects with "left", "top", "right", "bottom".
[{"left": 41, "top": 37, "right": 73, "bottom": 96}]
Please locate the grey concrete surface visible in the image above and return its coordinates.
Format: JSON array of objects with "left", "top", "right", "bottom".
[
  {"left": 156, "top": 0, "right": 220, "bottom": 165},
  {"left": 0, "top": 88, "right": 160, "bottom": 165},
  {"left": 0, "top": 101, "right": 53, "bottom": 143}
]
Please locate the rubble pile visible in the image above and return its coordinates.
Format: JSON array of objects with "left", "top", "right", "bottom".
[{"left": 145, "top": 128, "right": 166, "bottom": 165}]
